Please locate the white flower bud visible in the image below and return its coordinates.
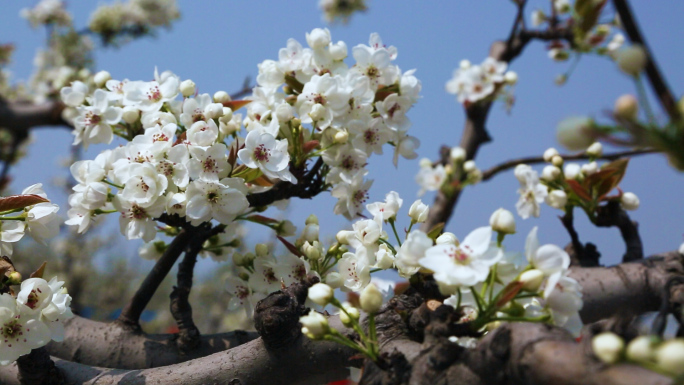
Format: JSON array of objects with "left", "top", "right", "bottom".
[
  {"left": 545, "top": 190, "right": 568, "bottom": 209},
  {"left": 329, "top": 41, "right": 347, "bottom": 60},
  {"left": 436, "top": 232, "right": 458, "bottom": 246},
  {"left": 543, "top": 147, "right": 559, "bottom": 162},
  {"left": 325, "top": 272, "right": 344, "bottom": 289},
  {"left": 204, "top": 103, "right": 224, "bottom": 119},
  {"left": 300, "top": 310, "right": 329, "bottom": 339},
  {"left": 303, "top": 241, "right": 322, "bottom": 261},
  {"left": 180, "top": 79, "right": 196, "bottom": 97},
  {"left": 552, "top": 155, "right": 564, "bottom": 167},
  {"left": 408, "top": 200, "right": 429, "bottom": 223},
  {"left": 122, "top": 106, "right": 140, "bottom": 124},
  {"left": 339, "top": 303, "right": 360, "bottom": 327},
  {"left": 308, "top": 283, "right": 334, "bottom": 306},
  {"left": 336, "top": 230, "right": 354, "bottom": 245},
  {"left": 305, "top": 214, "right": 318, "bottom": 225},
  {"left": 555, "top": 74, "right": 567, "bottom": 86},
  {"left": 581, "top": 161, "right": 598, "bottom": 176},
  {"left": 564, "top": 163, "right": 581, "bottom": 180},
  {"left": 450, "top": 147, "right": 466, "bottom": 162},
  {"left": 541, "top": 165, "right": 561, "bottom": 181},
  {"left": 213, "top": 90, "right": 231, "bottom": 103},
  {"left": 620, "top": 192, "right": 639, "bottom": 211},
  {"left": 614, "top": 94, "right": 639, "bottom": 120},
  {"left": 548, "top": 48, "right": 569, "bottom": 61},
  {"left": 419, "top": 158, "right": 433, "bottom": 168},
  {"left": 459, "top": 59, "right": 471, "bottom": 69},
  {"left": 489, "top": 208, "right": 516, "bottom": 234},
  {"left": 592, "top": 332, "right": 625, "bottom": 364},
  {"left": 275, "top": 103, "right": 294, "bottom": 122},
  {"left": 93, "top": 70, "right": 111, "bottom": 88},
  {"left": 617, "top": 45, "right": 647, "bottom": 77},
  {"left": 519, "top": 269, "right": 544, "bottom": 292},
  {"left": 255, "top": 243, "right": 269, "bottom": 257},
  {"left": 557, "top": 116, "right": 596, "bottom": 151},
  {"left": 586, "top": 142, "right": 603, "bottom": 157},
  {"left": 276, "top": 220, "right": 297, "bottom": 236},
  {"left": 375, "top": 244, "right": 395, "bottom": 269},
  {"left": 531, "top": 10, "right": 546, "bottom": 27},
  {"left": 463, "top": 160, "right": 476, "bottom": 173},
  {"left": 359, "top": 283, "right": 383, "bottom": 314},
  {"left": 679, "top": 242, "right": 684, "bottom": 256},
  {"left": 334, "top": 130, "right": 349, "bottom": 144},
  {"left": 625, "top": 336, "right": 656, "bottom": 363},
  {"left": 655, "top": 339, "right": 684, "bottom": 376},
  {"left": 504, "top": 71, "right": 518, "bottom": 85}
]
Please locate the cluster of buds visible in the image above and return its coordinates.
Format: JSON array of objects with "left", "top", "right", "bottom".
[
  {"left": 592, "top": 332, "right": 684, "bottom": 378},
  {"left": 445, "top": 58, "right": 517, "bottom": 106},
  {"left": 414, "top": 146, "right": 481, "bottom": 198}
]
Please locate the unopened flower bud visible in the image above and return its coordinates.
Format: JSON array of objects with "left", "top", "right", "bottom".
[
  {"left": 308, "top": 283, "right": 334, "bottom": 306},
  {"left": 552, "top": 155, "right": 564, "bottom": 167},
  {"left": 519, "top": 269, "right": 544, "bottom": 292},
  {"left": 586, "top": 142, "right": 603, "bottom": 158},
  {"left": 360, "top": 283, "right": 383, "bottom": 314},
  {"left": 336, "top": 230, "right": 354, "bottom": 245},
  {"left": 555, "top": 74, "right": 567, "bottom": 86},
  {"left": 419, "top": 158, "right": 433, "bottom": 168},
  {"left": 205, "top": 103, "right": 224, "bottom": 119},
  {"left": 617, "top": 45, "right": 647, "bottom": 77},
  {"left": 408, "top": 199, "right": 429, "bottom": 223},
  {"left": 625, "top": 336, "right": 656, "bottom": 363},
  {"left": 564, "top": 163, "right": 581, "bottom": 180},
  {"left": 548, "top": 48, "right": 569, "bottom": 61},
  {"left": 305, "top": 214, "right": 318, "bottom": 225},
  {"left": 339, "top": 303, "right": 360, "bottom": 327},
  {"left": 436, "top": 232, "right": 458, "bottom": 246},
  {"left": 300, "top": 310, "right": 330, "bottom": 339},
  {"left": 531, "top": 10, "right": 546, "bottom": 27},
  {"left": 543, "top": 147, "right": 559, "bottom": 162},
  {"left": 255, "top": 243, "right": 269, "bottom": 257},
  {"left": 275, "top": 103, "right": 294, "bottom": 122},
  {"left": 504, "top": 71, "right": 518, "bottom": 85},
  {"left": 489, "top": 208, "right": 516, "bottom": 234},
  {"left": 93, "top": 70, "right": 111, "bottom": 88},
  {"left": 334, "top": 130, "right": 349, "bottom": 144},
  {"left": 459, "top": 59, "right": 471, "bottom": 69},
  {"left": 621, "top": 192, "right": 639, "bottom": 211},
  {"left": 7, "top": 271, "right": 22, "bottom": 285},
  {"left": 122, "top": 106, "right": 140, "bottom": 124},
  {"left": 655, "top": 339, "right": 684, "bottom": 376},
  {"left": 329, "top": 42, "right": 347, "bottom": 61},
  {"left": 463, "top": 160, "right": 476, "bottom": 173},
  {"left": 450, "top": 146, "right": 466, "bottom": 162},
  {"left": 541, "top": 165, "right": 561, "bottom": 181},
  {"left": 557, "top": 116, "right": 596, "bottom": 151},
  {"left": 180, "top": 79, "right": 196, "bottom": 97},
  {"left": 303, "top": 241, "right": 322, "bottom": 261},
  {"left": 276, "top": 220, "right": 296, "bottom": 236},
  {"left": 545, "top": 190, "right": 568, "bottom": 209},
  {"left": 592, "top": 332, "right": 625, "bottom": 364},
  {"left": 325, "top": 272, "right": 344, "bottom": 289},
  {"left": 614, "top": 94, "right": 639, "bottom": 120},
  {"left": 581, "top": 161, "right": 598, "bottom": 176},
  {"left": 213, "top": 90, "right": 231, "bottom": 103}
]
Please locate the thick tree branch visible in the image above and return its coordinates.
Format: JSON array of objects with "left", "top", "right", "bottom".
[
  {"left": 595, "top": 200, "right": 643, "bottom": 263},
  {"left": 169, "top": 235, "right": 202, "bottom": 353},
  {"left": 0, "top": 99, "right": 69, "bottom": 134},
  {"left": 613, "top": 0, "right": 681, "bottom": 121},
  {"left": 46, "top": 315, "right": 258, "bottom": 369},
  {"left": 247, "top": 157, "right": 326, "bottom": 208},
  {"left": 480, "top": 148, "right": 658, "bottom": 182},
  {"left": 15, "top": 347, "right": 64, "bottom": 385},
  {"left": 561, "top": 209, "right": 601, "bottom": 267}
]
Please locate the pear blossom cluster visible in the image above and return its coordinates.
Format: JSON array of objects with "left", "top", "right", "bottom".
[
  {"left": 318, "top": 0, "right": 367, "bottom": 24},
  {"left": 0, "top": 184, "right": 61, "bottom": 258},
  {"left": 514, "top": 142, "right": 640, "bottom": 221},
  {"left": 445, "top": 58, "right": 516, "bottom": 105},
  {"left": 0, "top": 276, "right": 74, "bottom": 365},
  {"left": 88, "top": 0, "right": 180, "bottom": 42},
  {"left": 414, "top": 146, "right": 482, "bottom": 197},
  {"left": 249, "top": 28, "right": 421, "bottom": 219},
  {"left": 21, "top": 0, "right": 72, "bottom": 29}
]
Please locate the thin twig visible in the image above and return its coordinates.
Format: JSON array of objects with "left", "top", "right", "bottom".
[
  {"left": 481, "top": 148, "right": 658, "bottom": 181},
  {"left": 612, "top": 0, "right": 681, "bottom": 121}
]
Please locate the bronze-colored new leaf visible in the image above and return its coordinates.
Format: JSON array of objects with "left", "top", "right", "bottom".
[
  {"left": 0, "top": 194, "right": 49, "bottom": 212},
  {"left": 276, "top": 236, "right": 303, "bottom": 258},
  {"left": 29, "top": 261, "right": 47, "bottom": 279}
]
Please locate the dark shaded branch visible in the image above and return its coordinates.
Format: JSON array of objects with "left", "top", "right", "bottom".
[
  {"left": 229, "top": 77, "right": 254, "bottom": 100},
  {"left": 46, "top": 315, "right": 258, "bottom": 369},
  {"left": 169, "top": 235, "right": 202, "bottom": 353},
  {"left": 595, "top": 200, "right": 643, "bottom": 263},
  {"left": 561, "top": 209, "right": 600, "bottom": 267},
  {"left": 16, "top": 347, "right": 64, "bottom": 385},
  {"left": 116, "top": 229, "right": 191, "bottom": 329},
  {"left": 481, "top": 148, "right": 658, "bottom": 182},
  {"left": 0, "top": 100, "right": 69, "bottom": 134},
  {"left": 613, "top": 0, "right": 681, "bottom": 121}
]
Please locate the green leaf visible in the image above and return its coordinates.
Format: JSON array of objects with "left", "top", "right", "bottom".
[{"left": 426, "top": 222, "right": 445, "bottom": 241}]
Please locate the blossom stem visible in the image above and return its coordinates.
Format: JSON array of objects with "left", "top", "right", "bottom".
[
  {"left": 469, "top": 286, "right": 484, "bottom": 315},
  {"left": 368, "top": 313, "right": 378, "bottom": 358},
  {"left": 456, "top": 288, "right": 462, "bottom": 309},
  {"left": 377, "top": 238, "right": 397, "bottom": 254},
  {"left": 94, "top": 208, "right": 118, "bottom": 214},
  {"left": 103, "top": 179, "right": 124, "bottom": 189},
  {"left": 388, "top": 218, "right": 402, "bottom": 247},
  {"left": 634, "top": 75, "right": 657, "bottom": 125},
  {"left": 0, "top": 215, "right": 25, "bottom": 221},
  {"left": 490, "top": 314, "right": 550, "bottom": 323}
]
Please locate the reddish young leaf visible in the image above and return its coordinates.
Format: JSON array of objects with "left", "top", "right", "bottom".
[
  {"left": 566, "top": 179, "right": 593, "bottom": 202},
  {"left": 302, "top": 140, "right": 320, "bottom": 154},
  {"left": 29, "top": 261, "right": 47, "bottom": 279},
  {"left": 495, "top": 281, "right": 524, "bottom": 308},
  {"left": 222, "top": 99, "right": 252, "bottom": 111},
  {"left": 250, "top": 175, "right": 275, "bottom": 187},
  {"left": 277, "top": 236, "right": 303, "bottom": 258},
  {"left": 246, "top": 215, "right": 279, "bottom": 225},
  {"left": 0, "top": 194, "right": 49, "bottom": 212}
]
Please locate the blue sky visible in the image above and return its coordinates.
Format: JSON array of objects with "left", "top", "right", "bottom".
[{"left": 1, "top": 0, "right": 683, "bottom": 277}]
